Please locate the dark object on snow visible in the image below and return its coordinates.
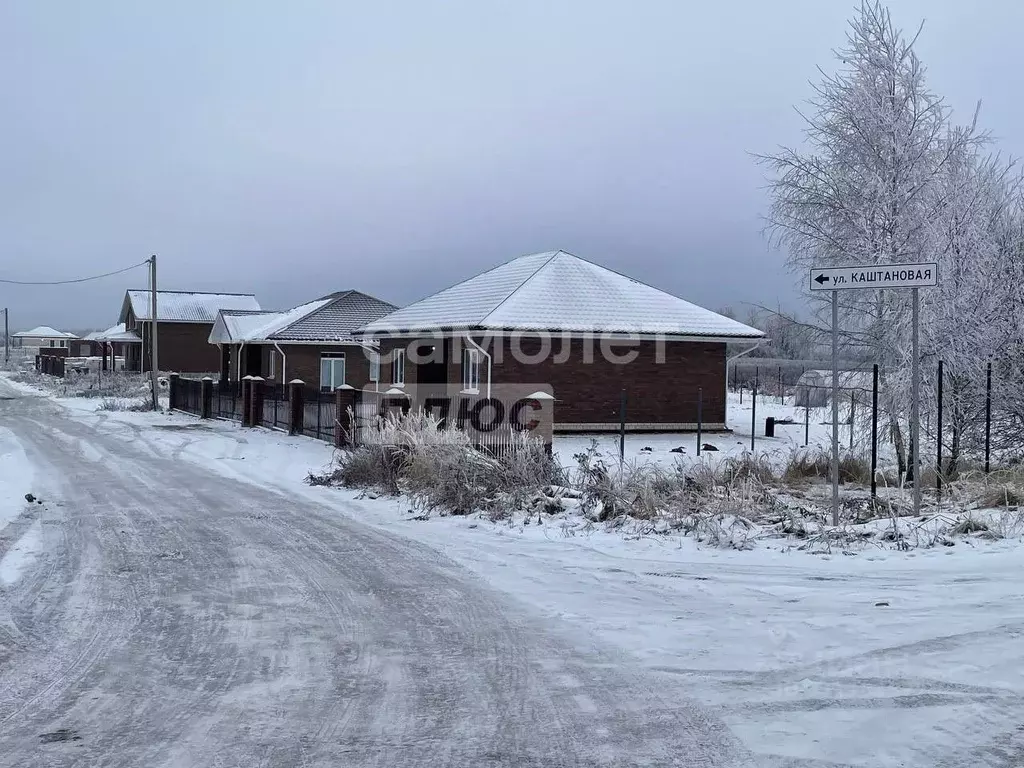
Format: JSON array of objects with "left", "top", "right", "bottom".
[
  {"left": 24, "top": 493, "right": 35, "bottom": 503},
  {"left": 875, "top": 601, "right": 890, "bottom": 607},
  {"left": 670, "top": 446, "right": 686, "bottom": 454},
  {"left": 701, "top": 444, "right": 719, "bottom": 452},
  {"left": 640, "top": 446, "right": 653, "bottom": 453},
  {"left": 765, "top": 417, "right": 775, "bottom": 438},
  {"left": 37, "top": 500, "right": 42, "bottom": 505}
]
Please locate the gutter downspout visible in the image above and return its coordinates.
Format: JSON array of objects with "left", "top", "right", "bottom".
[
  {"left": 352, "top": 341, "right": 381, "bottom": 392},
  {"left": 237, "top": 342, "right": 245, "bottom": 383},
  {"left": 463, "top": 334, "right": 491, "bottom": 399},
  {"left": 272, "top": 342, "right": 287, "bottom": 386}
]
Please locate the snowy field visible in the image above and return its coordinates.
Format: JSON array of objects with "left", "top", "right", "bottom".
[{"left": 3, "top": 375, "right": 1024, "bottom": 766}]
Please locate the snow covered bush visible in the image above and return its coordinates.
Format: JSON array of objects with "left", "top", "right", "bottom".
[{"left": 321, "top": 409, "right": 562, "bottom": 516}]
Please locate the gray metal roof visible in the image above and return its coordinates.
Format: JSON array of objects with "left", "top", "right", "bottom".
[
  {"left": 208, "top": 291, "right": 398, "bottom": 344},
  {"left": 269, "top": 291, "right": 398, "bottom": 342},
  {"left": 121, "top": 290, "right": 261, "bottom": 324}
]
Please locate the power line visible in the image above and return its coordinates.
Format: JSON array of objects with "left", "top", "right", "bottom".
[{"left": 0, "top": 258, "right": 150, "bottom": 286}]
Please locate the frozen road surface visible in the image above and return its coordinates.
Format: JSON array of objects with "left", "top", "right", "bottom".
[{"left": 0, "top": 380, "right": 753, "bottom": 767}]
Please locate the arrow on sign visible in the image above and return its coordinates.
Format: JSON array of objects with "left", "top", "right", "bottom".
[{"left": 814, "top": 273, "right": 829, "bottom": 285}]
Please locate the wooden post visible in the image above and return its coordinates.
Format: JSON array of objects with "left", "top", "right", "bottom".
[
  {"left": 289, "top": 380, "right": 305, "bottom": 436},
  {"left": 200, "top": 377, "right": 213, "bottom": 419}
]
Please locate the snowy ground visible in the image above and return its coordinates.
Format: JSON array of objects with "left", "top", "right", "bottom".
[
  {"left": 4, "top": 375, "right": 1024, "bottom": 766},
  {"left": 555, "top": 391, "right": 875, "bottom": 471}
]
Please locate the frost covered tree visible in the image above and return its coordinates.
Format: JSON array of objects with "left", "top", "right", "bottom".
[
  {"left": 759, "top": 1, "right": 985, "bottom": 473},
  {"left": 919, "top": 147, "right": 1022, "bottom": 474}
]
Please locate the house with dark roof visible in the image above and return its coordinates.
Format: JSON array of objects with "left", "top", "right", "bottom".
[
  {"left": 118, "top": 290, "right": 261, "bottom": 373},
  {"left": 356, "top": 250, "right": 764, "bottom": 432},
  {"left": 208, "top": 290, "right": 397, "bottom": 391}
]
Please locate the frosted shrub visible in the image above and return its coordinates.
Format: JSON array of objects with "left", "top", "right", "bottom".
[{"left": 326, "top": 409, "right": 561, "bottom": 515}]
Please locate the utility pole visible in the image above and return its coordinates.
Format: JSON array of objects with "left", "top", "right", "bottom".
[
  {"left": 3, "top": 308, "right": 8, "bottom": 366},
  {"left": 830, "top": 289, "right": 839, "bottom": 527},
  {"left": 150, "top": 255, "right": 160, "bottom": 410}
]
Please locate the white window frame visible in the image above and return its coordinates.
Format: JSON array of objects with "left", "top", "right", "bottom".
[
  {"left": 369, "top": 351, "right": 380, "bottom": 383},
  {"left": 269, "top": 348, "right": 276, "bottom": 379},
  {"left": 320, "top": 352, "right": 346, "bottom": 392},
  {"left": 462, "top": 347, "right": 480, "bottom": 393},
  {"left": 392, "top": 349, "right": 405, "bottom": 386}
]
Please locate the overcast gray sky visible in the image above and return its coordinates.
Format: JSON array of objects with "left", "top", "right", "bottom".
[{"left": 2, "top": 0, "right": 1022, "bottom": 332}]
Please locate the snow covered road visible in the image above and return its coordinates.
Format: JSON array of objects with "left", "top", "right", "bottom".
[{"left": 0, "top": 379, "right": 753, "bottom": 767}]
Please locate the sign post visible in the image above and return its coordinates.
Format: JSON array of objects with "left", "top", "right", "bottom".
[{"left": 810, "top": 262, "right": 937, "bottom": 523}]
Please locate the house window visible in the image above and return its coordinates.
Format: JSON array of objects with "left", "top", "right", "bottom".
[
  {"left": 320, "top": 353, "right": 346, "bottom": 391},
  {"left": 49, "top": 340, "right": 55, "bottom": 348},
  {"left": 463, "top": 348, "right": 480, "bottom": 392},
  {"left": 392, "top": 349, "right": 405, "bottom": 386},
  {"left": 369, "top": 351, "right": 380, "bottom": 383}
]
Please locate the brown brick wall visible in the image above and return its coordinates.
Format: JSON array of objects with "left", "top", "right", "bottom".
[
  {"left": 375, "top": 336, "right": 726, "bottom": 429},
  {"left": 134, "top": 321, "right": 220, "bottom": 373},
  {"left": 220, "top": 344, "right": 379, "bottom": 390}
]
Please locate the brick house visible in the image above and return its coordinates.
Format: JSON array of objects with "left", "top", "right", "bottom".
[
  {"left": 12, "top": 326, "right": 76, "bottom": 356},
  {"left": 356, "top": 250, "right": 764, "bottom": 432},
  {"left": 118, "top": 290, "right": 261, "bottom": 373},
  {"left": 91, "top": 323, "right": 143, "bottom": 371},
  {"left": 208, "top": 290, "right": 397, "bottom": 391}
]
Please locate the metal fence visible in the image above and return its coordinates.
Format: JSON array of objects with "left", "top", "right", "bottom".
[
  {"left": 302, "top": 390, "right": 338, "bottom": 443},
  {"left": 214, "top": 381, "right": 242, "bottom": 422},
  {"left": 259, "top": 383, "right": 291, "bottom": 432},
  {"left": 176, "top": 378, "right": 204, "bottom": 416}
]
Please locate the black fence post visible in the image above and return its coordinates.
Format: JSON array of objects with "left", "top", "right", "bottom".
[
  {"left": 936, "top": 360, "right": 943, "bottom": 501},
  {"left": 201, "top": 377, "right": 213, "bottom": 419},
  {"left": 985, "top": 360, "right": 992, "bottom": 474},
  {"left": 849, "top": 391, "right": 855, "bottom": 450},
  {"left": 871, "top": 364, "right": 878, "bottom": 500},
  {"left": 696, "top": 387, "right": 703, "bottom": 456},
  {"left": 751, "top": 375, "right": 757, "bottom": 453},
  {"left": 251, "top": 377, "right": 265, "bottom": 428},
  {"left": 288, "top": 380, "right": 305, "bottom": 435},
  {"left": 618, "top": 390, "right": 627, "bottom": 465},
  {"left": 241, "top": 376, "right": 253, "bottom": 427},
  {"left": 168, "top": 373, "right": 180, "bottom": 411},
  {"left": 804, "top": 390, "right": 810, "bottom": 447}
]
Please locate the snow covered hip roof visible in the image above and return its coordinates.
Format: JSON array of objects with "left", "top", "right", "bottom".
[
  {"left": 356, "top": 250, "right": 764, "bottom": 340},
  {"left": 208, "top": 291, "right": 398, "bottom": 344}
]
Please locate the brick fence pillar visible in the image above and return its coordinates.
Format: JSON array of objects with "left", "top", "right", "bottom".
[
  {"left": 250, "top": 376, "right": 265, "bottom": 428},
  {"left": 288, "top": 379, "right": 305, "bottom": 436},
  {"left": 241, "top": 376, "right": 253, "bottom": 427},
  {"left": 200, "top": 377, "right": 213, "bottom": 419},
  {"left": 334, "top": 385, "right": 359, "bottom": 447},
  {"left": 168, "top": 373, "right": 180, "bottom": 410}
]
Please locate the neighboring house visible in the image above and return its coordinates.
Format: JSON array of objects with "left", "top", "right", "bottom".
[
  {"left": 92, "top": 323, "right": 143, "bottom": 370},
  {"left": 119, "top": 290, "right": 261, "bottom": 373},
  {"left": 12, "top": 326, "right": 76, "bottom": 356},
  {"left": 357, "top": 250, "right": 764, "bottom": 432},
  {"left": 208, "top": 290, "right": 398, "bottom": 391}
]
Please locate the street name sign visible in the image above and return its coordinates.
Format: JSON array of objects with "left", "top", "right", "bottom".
[
  {"left": 809, "top": 262, "right": 938, "bottom": 291},
  {"left": 810, "top": 260, "right": 940, "bottom": 525}
]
